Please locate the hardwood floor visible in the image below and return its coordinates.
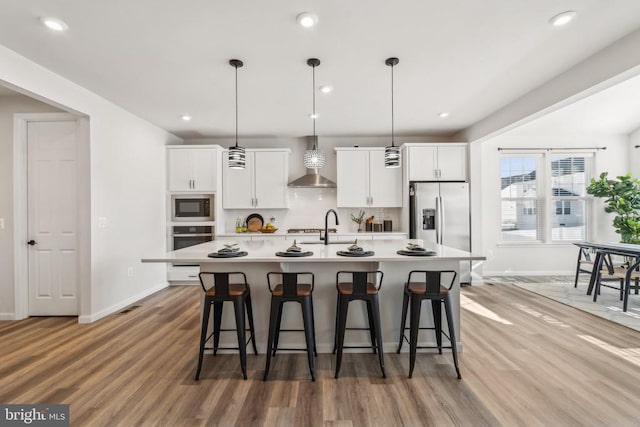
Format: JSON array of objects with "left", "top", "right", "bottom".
[{"left": 2, "top": 283, "right": 640, "bottom": 426}]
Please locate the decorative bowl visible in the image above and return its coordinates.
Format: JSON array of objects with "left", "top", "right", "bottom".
[{"left": 260, "top": 228, "right": 278, "bottom": 233}]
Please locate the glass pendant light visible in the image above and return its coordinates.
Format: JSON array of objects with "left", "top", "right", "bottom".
[
  {"left": 384, "top": 57, "right": 401, "bottom": 168},
  {"left": 303, "top": 58, "right": 326, "bottom": 169},
  {"left": 228, "top": 59, "right": 246, "bottom": 169}
]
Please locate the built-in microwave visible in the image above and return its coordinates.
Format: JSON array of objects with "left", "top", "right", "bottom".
[{"left": 171, "top": 194, "right": 214, "bottom": 222}]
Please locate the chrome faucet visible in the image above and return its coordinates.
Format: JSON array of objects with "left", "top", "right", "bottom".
[{"left": 324, "top": 209, "right": 339, "bottom": 245}]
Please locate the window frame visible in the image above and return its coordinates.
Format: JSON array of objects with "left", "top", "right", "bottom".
[{"left": 499, "top": 150, "right": 593, "bottom": 244}]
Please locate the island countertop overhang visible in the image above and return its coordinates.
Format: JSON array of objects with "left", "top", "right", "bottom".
[{"left": 142, "top": 239, "right": 486, "bottom": 264}]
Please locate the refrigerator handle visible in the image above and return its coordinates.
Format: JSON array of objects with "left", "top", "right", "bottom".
[
  {"left": 435, "top": 196, "right": 440, "bottom": 244},
  {"left": 439, "top": 196, "right": 445, "bottom": 246}
]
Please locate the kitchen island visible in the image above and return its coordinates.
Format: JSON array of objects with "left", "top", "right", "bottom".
[{"left": 143, "top": 239, "right": 485, "bottom": 352}]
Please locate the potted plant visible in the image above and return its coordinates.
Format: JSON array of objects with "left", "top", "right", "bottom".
[
  {"left": 350, "top": 209, "right": 365, "bottom": 232},
  {"left": 587, "top": 172, "right": 640, "bottom": 244}
]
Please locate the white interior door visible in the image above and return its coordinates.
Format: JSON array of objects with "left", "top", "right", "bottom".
[{"left": 27, "top": 121, "right": 79, "bottom": 315}]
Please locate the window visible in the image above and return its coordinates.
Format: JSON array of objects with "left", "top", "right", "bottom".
[
  {"left": 500, "top": 152, "right": 592, "bottom": 242},
  {"left": 500, "top": 155, "right": 542, "bottom": 241}
]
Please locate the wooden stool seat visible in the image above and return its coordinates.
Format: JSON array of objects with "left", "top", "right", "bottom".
[
  {"left": 337, "top": 282, "right": 378, "bottom": 295},
  {"left": 205, "top": 283, "right": 247, "bottom": 297},
  {"left": 407, "top": 282, "right": 449, "bottom": 295},
  {"left": 271, "top": 283, "right": 313, "bottom": 296}
]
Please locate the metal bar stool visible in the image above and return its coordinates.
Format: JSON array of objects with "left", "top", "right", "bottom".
[
  {"left": 334, "top": 270, "right": 385, "bottom": 379},
  {"left": 263, "top": 272, "right": 317, "bottom": 381},
  {"left": 195, "top": 272, "right": 258, "bottom": 381},
  {"left": 396, "top": 270, "right": 460, "bottom": 379}
]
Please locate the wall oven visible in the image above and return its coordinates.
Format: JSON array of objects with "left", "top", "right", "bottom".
[
  {"left": 171, "top": 194, "right": 214, "bottom": 222},
  {"left": 172, "top": 225, "right": 214, "bottom": 250},
  {"left": 171, "top": 225, "right": 214, "bottom": 271}
]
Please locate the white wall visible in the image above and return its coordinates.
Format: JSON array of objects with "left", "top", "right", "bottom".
[
  {"left": 0, "top": 94, "right": 63, "bottom": 318},
  {"left": 474, "top": 133, "right": 630, "bottom": 275},
  {"left": 0, "top": 45, "right": 182, "bottom": 321},
  {"left": 630, "top": 127, "right": 640, "bottom": 177}
]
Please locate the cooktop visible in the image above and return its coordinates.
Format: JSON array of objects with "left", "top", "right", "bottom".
[{"left": 287, "top": 228, "right": 337, "bottom": 234}]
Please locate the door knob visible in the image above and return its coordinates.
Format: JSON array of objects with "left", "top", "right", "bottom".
[{"left": 27, "top": 240, "right": 36, "bottom": 246}]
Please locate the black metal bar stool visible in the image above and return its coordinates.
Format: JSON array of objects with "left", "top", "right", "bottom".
[
  {"left": 195, "top": 272, "right": 258, "bottom": 381},
  {"left": 263, "top": 272, "right": 317, "bottom": 381},
  {"left": 396, "top": 270, "right": 460, "bottom": 379},
  {"left": 334, "top": 270, "right": 385, "bottom": 379}
]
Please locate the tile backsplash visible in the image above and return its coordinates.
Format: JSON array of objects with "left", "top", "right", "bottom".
[{"left": 223, "top": 187, "right": 401, "bottom": 233}]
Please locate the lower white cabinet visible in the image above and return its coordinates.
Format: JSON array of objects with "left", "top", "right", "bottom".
[{"left": 167, "top": 265, "right": 200, "bottom": 282}]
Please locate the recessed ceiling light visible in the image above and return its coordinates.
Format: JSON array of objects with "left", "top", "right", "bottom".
[
  {"left": 40, "top": 17, "right": 69, "bottom": 32},
  {"left": 438, "top": 112, "right": 450, "bottom": 118},
  {"left": 549, "top": 11, "right": 577, "bottom": 27},
  {"left": 180, "top": 115, "right": 192, "bottom": 121},
  {"left": 320, "top": 85, "right": 333, "bottom": 94},
  {"left": 297, "top": 12, "right": 318, "bottom": 28},
  {"left": 309, "top": 113, "right": 319, "bottom": 119}
]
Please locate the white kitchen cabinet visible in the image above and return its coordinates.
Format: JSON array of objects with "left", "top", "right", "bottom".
[
  {"left": 168, "top": 147, "right": 218, "bottom": 192},
  {"left": 408, "top": 144, "right": 467, "bottom": 181},
  {"left": 222, "top": 149, "right": 290, "bottom": 209},
  {"left": 336, "top": 148, "right": 402, "bottom": 208}
]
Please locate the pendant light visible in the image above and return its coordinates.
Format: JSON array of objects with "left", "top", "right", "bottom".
[
  {"left": 303, "top": 58, "right": 326, "bottom": 169},
  {"left": 228, "top": 59, "right": 246, "bottom": 169},
  {"left": 384, "top": 57, "right": 401, "bottom": 168}
]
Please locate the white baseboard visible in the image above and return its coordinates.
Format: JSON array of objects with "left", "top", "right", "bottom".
[
  {"left": 0, "top": 313, "right": 16, "bottom": 321},
  {"left": 78, "top": 281, "right": 169, "bottom": 324},
  {"left": 484, "top": 270, "right": 574, "bottom": 276}
]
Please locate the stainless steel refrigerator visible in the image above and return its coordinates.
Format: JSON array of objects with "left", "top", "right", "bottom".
[{"left": 409, "top": 182, "right": 471, "bottom": 284}]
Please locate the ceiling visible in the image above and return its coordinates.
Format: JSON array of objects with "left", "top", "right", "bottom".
[
  {"left": 509, "top": 73, "right": 640, "bottom": 136},
  {"left": 1, "top": 1, "right": 640, "bottom": 140}
]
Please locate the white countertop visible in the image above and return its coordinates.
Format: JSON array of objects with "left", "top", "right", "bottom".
[
  {"left": 216, "top": 231, "right": 408, "bottom": 238},
  {"left": 143, "top": 238, "right": 485, "bottom": 263}
]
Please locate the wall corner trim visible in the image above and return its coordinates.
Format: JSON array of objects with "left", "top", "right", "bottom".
[{"left": 78, "top": 281, "right": 169, "bottom": 324}]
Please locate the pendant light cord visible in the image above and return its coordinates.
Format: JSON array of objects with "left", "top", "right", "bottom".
[
  {"left": 234, "top": 64, "right": 239, "bottom": 148},
  {"left": 312, "top": 64, "right": 317, "bottom": 150},
  {"left": 391, "top": 63, "right": 395, "bottom": 147}
]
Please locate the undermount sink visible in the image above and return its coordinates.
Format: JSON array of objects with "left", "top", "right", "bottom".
[{"left": 298, "top": 240, "right": 356, "bottom": 245}]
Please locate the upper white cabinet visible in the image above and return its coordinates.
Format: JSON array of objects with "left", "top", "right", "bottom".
[
  {"left": 168, "top": 147, "right": 218, "bottom": 192},
  {"left": 408, "top": 144, "right": 467, "bottom": 181},
  {"left": 336, "top": 148, "right": 402, "bottom": 208},
  {"left": 222, "top": 149, "right": 290, "bottom": 209}
]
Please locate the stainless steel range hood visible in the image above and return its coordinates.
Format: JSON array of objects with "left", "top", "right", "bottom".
[
  {"left": 288, "top": 137, "right": 336, "bottom": 188},
  {"left": 288, "top": 168, "right": 336, "bottom": 188}
]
